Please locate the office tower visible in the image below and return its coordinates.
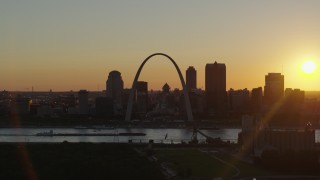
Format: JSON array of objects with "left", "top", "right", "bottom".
[
  {"left": 228, "top": 88, "right": 250, "bottom": 113},
  {"left": 136, "top": 81, "right": 148, "bottom": 114},
  {"left": 78, "top": 90, "right": 89, "bottom": 114},
  {"left": 251, "top": 87, "right": 263, "bottom": 113},
  {"left": 264, "top": 73, "right": 284, "bottom": 106},
  {"left": 205, "top": 61, "right": 227, "bottom": 113},
  {"left": 186, "top": 66, "right": 197, "bottom": 92},
  {"left": 106, "top": 70, "right": 124, "bottom": 106}
]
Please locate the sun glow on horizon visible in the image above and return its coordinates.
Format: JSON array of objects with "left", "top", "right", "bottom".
[{"left": 301, "top": 61, "right": 317, "bottom": 74}]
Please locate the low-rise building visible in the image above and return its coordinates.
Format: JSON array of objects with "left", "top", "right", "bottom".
[{"left": 239, "top": 115, "right": 315, "bottom": 156}]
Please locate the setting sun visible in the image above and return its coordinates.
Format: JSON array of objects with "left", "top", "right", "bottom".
[{"left": 302, "top": 61, "right": 317, "bottom": 74}]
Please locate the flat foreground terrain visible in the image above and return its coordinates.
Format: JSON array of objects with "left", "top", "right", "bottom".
[
  {"left": 1, "top": 143, "right": 319, "bottom": 180},
  {"left": 154, "top": 148, "right": 320, "bottom": 179},
  {"left": 0, "top": 143, "right": 164, "bottom": 180},
  {"left": 155, "top": 148, "right": 270, "bottom": 179}
]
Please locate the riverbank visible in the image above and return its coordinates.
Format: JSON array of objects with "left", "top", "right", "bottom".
[
  {"left": 1, "top": 115, "right": 317, "bottom": 129},
  {"left": 0, "top": 115, "right": 243, "bottom": 129}
]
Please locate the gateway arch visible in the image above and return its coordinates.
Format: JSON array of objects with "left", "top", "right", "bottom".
[{"left": 125, "top": 53, "right": 194, "bottom": 122}]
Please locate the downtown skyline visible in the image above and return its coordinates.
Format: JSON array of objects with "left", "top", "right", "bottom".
[{"left": 1, "top": 1, "right": 320, "bottom": 91}]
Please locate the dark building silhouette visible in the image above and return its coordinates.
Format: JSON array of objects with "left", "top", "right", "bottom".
[
  {"left": 121, "top": 88, "right": 131, "bottom": 110},
  {"left": 95, "top": 97, "right": 113, "bottom": 118},
  {"left": 180, "top": 90, "right": 205, "bottom": 118},
  {"left": 264, "top": 73, "right": 284, "bottom": 106},
  {"left": 240, "top": 115, "right": 315, "bottom": 156},
  {"left": 136, "top": 81, "right": 148, "bottom": 115},
  {"left": 157, "top": 83, "right": 175, "bottom": 111},
  {"left": 106, "top": 70, "right": 124, "bottom": 107},
  {"left": 78, "top": 90, "right": 89, "bottom": 115},
  {"left": 55, "top": 95, "right": 76, "bottom": 109},
  {"left": 284, "top": 88, "right": 305, "bottom": 104},
  {"left": 228, "top": 88, "right": 250, "bottom": 114},
  {"left": 205, "top": 61, "right": 227, "bottom": 114},
  {"left": 0, "top": 90, "right": 11, "bottom": 100},
  {"left": 10, "top": 96, "right": 31, "bottom": 115},
  {"left": 251, "top": 87, "right": 263, "bottom": 113},
  {"left": 186, "top": 66, "right": 197, "bottom": 92},
  {"left": 162, "top": 83, "right": 170, "bottom": 94},
  {"left": 0, "top": 91, "right": 11, "bottom": 115},
  {"left": 283, "top": 88, "right": 305, "bottom": 116}
]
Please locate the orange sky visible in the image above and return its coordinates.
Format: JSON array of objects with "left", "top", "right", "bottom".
[{"left": 1, "top": 1, "right": 320, "bottom": 91}]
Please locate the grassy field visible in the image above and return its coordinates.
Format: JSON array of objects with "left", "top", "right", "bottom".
[
  {"left": 154, "top": 148, "right": 272, "bottom": 179},
  {"left": 1, "top": 143, "right": 318, "bottom": 180},
  {"left": 0, "top": 143, "right": 164, "bottom": 180},
  {"left": 213, "top": 151, "right": 272, "bottom": 178}
]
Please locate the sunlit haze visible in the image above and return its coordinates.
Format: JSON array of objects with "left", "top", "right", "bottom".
[
  {"left": 1, "top": 1, "right": 320, "bottom": 91},
  {"left": 302, "top": 61, "right": 317, "bottom": 74}
]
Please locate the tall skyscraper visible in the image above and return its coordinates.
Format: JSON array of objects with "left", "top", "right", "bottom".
[
  {"left": 106, "top": 70, "right": 124, "bottom": 106},
  {"left": 136, "top": 81, "right": 148, "bottom": 114},
  {"left": 205, "top": 61, "right": 227, "bottom": 114},
  {"left": 186, "top": 66, "right": 197, "bottom": 92},
  {"left": 264, "top": 73, "right": 284, "bottom": 106}
]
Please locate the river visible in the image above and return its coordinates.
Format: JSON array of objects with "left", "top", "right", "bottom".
[
  {"left": 0, "top": 128, "right": 241, "bottom": 143},
  {"left": 0, "top": 128, "right": 319, "bottom": 144}
]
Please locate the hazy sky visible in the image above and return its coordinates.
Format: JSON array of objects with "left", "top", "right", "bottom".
[{"left": 1, "top": 0, "right": 320, "bottom": 91}]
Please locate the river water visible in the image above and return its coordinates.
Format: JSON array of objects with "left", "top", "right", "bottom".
[
  {"left": 0, "top": 128, "right": 319, "bottom": 144},
  {"left": 0, "top": 128, "right": 241, "bottom": 143}
]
